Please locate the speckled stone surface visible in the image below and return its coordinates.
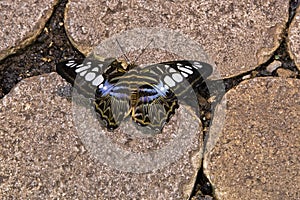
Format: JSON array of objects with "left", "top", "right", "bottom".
[
  {"left": 0, "top": 0, "right": 58, "bottom": 60},
  {"left": 204, "top": 77, "right": 300, "bottom": 200},
  {"left": 64, "top": 0, "right": 289, "bottom": 78},
  {"left": 0, "top": 73, "right": 203, "bottom": 199},
  {"left": 288, "top": 6, "right": 300, "bottom": 70}
]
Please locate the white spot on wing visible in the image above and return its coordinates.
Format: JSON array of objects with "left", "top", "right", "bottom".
[
  {"left": 193, "top": 62, "right": 203, "bottom": 68},
  {"left": 172, "top": 73, "right": 183, "bottom": 83},
  {"left": 92, "top": 67, "right": 99, "bottom": 72},
  {"left": 80, "top": 71, "right": 87, "bottom": 76},
  {"left": 184, "top": 65, "right": 192, "bottom": 69},
  {"left": 178, "top": 66, "right": 193, "bottom": 74},
  {"left": 92, "top": 75, "right": 104, "bottom": 86},
  {"left": 75, "top": 64, "right": 83, "bottom": 69},
  {"left": 181, "top": 72, "right": 188, "bottom": 77},
  {"left": 85, "top": 72, "right": 96, "bottom": 81},
  {"left": 164, "top": 76, "right": 175, "bottom": 87},
  {"left": 66, "top": 60, "right": 75, "bottom": 67},
  {"left": 169, "top": 68, "right": 177, "bottom": 73},
  {"left": 75, "top": 65, "right": 90, "bottom": 73}
]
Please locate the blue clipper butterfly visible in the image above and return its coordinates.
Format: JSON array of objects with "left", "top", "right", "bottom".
[{"left": 56, "top": 57, "right": 213, "bottom": 131}]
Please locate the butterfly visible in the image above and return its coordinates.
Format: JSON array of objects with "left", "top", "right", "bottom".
[{"left": 56, "top": 57, "right": 213, "bottom": 132}]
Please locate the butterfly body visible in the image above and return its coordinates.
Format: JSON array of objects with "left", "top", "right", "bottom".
[
  {"left": 56, "top": 58, "right": 212, "bottom": 131},
  {"left": 94, "top": 66, "right": 178, "bottom": 130}
]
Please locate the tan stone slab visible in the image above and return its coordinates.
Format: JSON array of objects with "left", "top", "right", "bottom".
[
  {"left": 288, "top": 6, "right": 300, "bottom": 70},
  {"left": 64, "top": 0, "right": 288, "bottom": 78},
  {"left": 204, "top": 77, "right": 300, "bottom": 200},
  {"left": 0, "top": 0, "right": 58, "bottom": 60},
  {"left": 0, "top": 73, "right": 203, "bottom": 199}
]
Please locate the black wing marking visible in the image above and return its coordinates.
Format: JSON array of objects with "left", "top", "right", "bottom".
[{"left": 56, "top": 58, "right": 125, "bottom": 98}]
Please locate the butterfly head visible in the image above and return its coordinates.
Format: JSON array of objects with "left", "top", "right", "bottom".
[{"left": 117, "top": 58, "right": 137, "bottom": 71}]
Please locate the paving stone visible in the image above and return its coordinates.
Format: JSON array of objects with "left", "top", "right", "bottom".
[
  {"left": 64, "top": 0, "right": 289, "bottom": 78},
  {"left": 0, "top": 73, "right": 203, "bottom": 199},
  {"left": 288, "top": 6, "right": 300, "bottom": 70},
  {"left": 0, "top": 0, "right": 58, "bottom": 60},
  {"left": 204, "top": 77, "right": 300, "bottom": 200}
]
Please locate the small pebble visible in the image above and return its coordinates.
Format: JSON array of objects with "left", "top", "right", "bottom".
[
  {"left": 242, "top": 74, "right": 251, "bottom": 80},
  {"left": 205, "top": 112, "right": 211, "bottom": 120},
  {"left": 266, "top": 60, "right": 282, "bottom": 73}
]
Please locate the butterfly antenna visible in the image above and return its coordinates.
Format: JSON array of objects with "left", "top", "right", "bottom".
[
  {"left": 116, "top": 39, "right": 131, "bottom": 64},
  {"left": 133, "top": 38, "right": 154, "bottom": 64}
]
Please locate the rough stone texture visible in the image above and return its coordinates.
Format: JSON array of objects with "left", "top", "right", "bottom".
[
  {"left": 288, "top": 6, "right": 300, "bottom": 70},
  {"left": 0, "top": 73, "right": 203, "bottom": 199},
  {"left": 277, "top": 68, "right": 298, "bottom": 78},
  {"left": 0, "top": 0, "right": 58, "bottom": 60},
  {"left": 204, "top": 77, "right": 300, "bottom": 200},
  {"left": 64, "top": 0, "right": 289, "bottom": 78}
]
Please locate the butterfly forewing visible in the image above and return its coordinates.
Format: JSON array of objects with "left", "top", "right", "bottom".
[
  {"left": 142, "top": 60, "right": 212, "bottom": 101},
  {"left": 56, "top": 58, "right": 125, "bottom": 98}
]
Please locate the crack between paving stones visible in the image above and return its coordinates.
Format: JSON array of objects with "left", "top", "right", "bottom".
[{"left": 191, "top": 1, "right": 300, "bottom": 199}]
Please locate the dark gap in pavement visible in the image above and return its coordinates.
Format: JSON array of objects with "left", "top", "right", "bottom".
[
  {"left": 0, "top": 0, "right": 84, "bottom": 98},
  {"left": 221, "top": 0, "right": 300, "bottom": 93}
]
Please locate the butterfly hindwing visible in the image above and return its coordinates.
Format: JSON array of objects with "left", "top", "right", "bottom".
[
  {"left": 132, "top": 81, "right": 179, "bottom": 131},
  {"left": 94, "top": 78, "right": 131, "bottom": 130},
  {"left": 94, "top": 95, "right": 130, "bottom": 130}
]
